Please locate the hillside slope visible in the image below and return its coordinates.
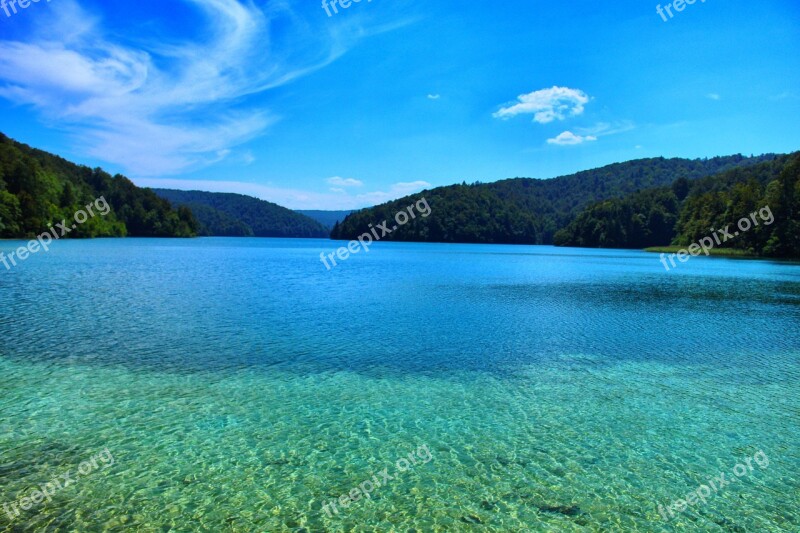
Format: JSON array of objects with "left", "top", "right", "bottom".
[
  {"left": 554, "top": 153, "right": 800, "bottom": 257},
  {"left": 331, "top": 154, "right": 779, "bottom": 245},
  {"left": 153, "top": 189, "right": 329, "bottom": 238},
  {"left": 0, "top": 133, "right": 198, "bottom": 238}
]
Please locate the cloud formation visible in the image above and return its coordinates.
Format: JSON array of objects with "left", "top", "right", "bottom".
[
  {"left": 547, "top": 131, "right": 597, "bottom": 146},
  {"left": 354, "top": 181, "right": 431, "bottom": 206},
  {"left": 494, "top": 86, "right": 590, "bottom": 123},
  {"left": 574, "top": 121, "right": 635, "bottom": 137},
  {"left": 327, "top": 176, "right": 364, "bottom": 188},
  {"left": 547, "top": 121, "right": 634, "bottom": 146},
  {"left": 0, "top": 0, "right": 378, "bottom": 176}
]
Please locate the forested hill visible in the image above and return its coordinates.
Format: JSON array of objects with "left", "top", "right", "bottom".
[
  {"left": 0, "top": 133, "right": 197, "bottom": 238},
  {"left": 553, "top": 153, "right": 800, "bottom": 258},
  {"left": 331, "top": 154, "right": 778, "bottom": 244},
  {"left": 153, "top": 189, "right": 329, "bottom": 238}
]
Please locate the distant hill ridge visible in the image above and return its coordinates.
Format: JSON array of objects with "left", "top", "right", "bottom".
[
  {"left": 3, "top": 130, "right": 793, "bottom": 253},
  {"left": 331, "top": 154, "right": 780, "bottom": 245},
  {"left": 153, "top": 189, "right": 329, "bottom": 238},
  {"left": 296, "top": 210, "right": 354, "bottom": 230}
]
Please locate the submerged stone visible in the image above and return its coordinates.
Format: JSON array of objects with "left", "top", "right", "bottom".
[{"left": 539, "top": 504, "right": 581, "bottom": 517}]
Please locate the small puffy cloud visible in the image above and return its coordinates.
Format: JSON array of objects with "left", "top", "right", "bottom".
[
  {"left": 389, "top": 180, "right": 431, "bottom": 195},
  {"left": 547, "top": 121, "right": 634, "bottom": 146},
  {"left": 547, "top": 131, "right": 597, "bottom": 146},
  {"left": 427, "top": 94, "right": 440, "bottom": 100},
  {"left": 353, "top": 180, "right": 431, "bottom": 205},
  {"left": 494, "top": 86, "right": 590, "bottom": 123},
  {"left": 707, "top": 93, "right": 721, "bottom": 100},
  {"left": 327, "top": 176, "right": 363, "bottom": 187}
]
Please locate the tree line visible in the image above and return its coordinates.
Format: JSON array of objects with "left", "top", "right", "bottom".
[
  {"left": 331, "top": 154, "right": 781, "bottom": 246},
  {"left": 0, "top": 133, "right": 197, "bottom": 239},
  {"left": 553, "top": 154, "right": 800, "bottom": 257}
]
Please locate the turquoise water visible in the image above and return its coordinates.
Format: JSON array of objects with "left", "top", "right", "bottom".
[{"left": 0, "top": 238, "right": 798, "bottom": 532}]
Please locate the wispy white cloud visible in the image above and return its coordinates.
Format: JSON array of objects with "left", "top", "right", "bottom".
[
  {"left": 707, "top": 93, "right": 721, "bottom": 100},
  {"left": 494, "top": 86, "right": 590, "bottom": 123},
  {"left": 573, "top": 121, "right": 635, "bottom": 137},
  {"left": 0, "top": 0, "right": 405, "bottom": 176},
  {"left": 427, "top": 94, "right": 440, "bottom": 100},
  {"left": 327, "top": 176, "right": 364, "bottom": 187},
  {"left": 135, "top": 178, "right": 431, "bottom": 210},
  {"left": 547, "top": 131, "right": 596, "bottom": 146}
]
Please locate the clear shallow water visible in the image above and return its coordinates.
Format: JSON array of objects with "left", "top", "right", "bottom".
[{"left": 0, "top": 238, "right": 798, "bottom": 532}]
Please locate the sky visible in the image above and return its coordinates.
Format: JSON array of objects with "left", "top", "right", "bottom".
[{"left": 0, "top": 0, "right": 798, "bottom": 210}]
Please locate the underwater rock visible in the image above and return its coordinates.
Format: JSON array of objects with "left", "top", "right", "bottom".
[
  {"left": 712, "top": 517, "right": 746, "bottom": 533},
  {"left": 480, "top": 500, "right": 498, "bottom": 511},
  {"left": 539, "top": 504, "right": 581, "bottom": 517},
  {"left": 461, "top": 515, "right": 483, "bottom": 524}
]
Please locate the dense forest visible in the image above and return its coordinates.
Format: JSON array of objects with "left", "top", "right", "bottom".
[
  {"left": 0, "top": 133, "right": 197, "bottom": 238},
  {"left": 153, "top": 189, "right": 330, "bottom": 238},
  {"left": 331, "top": 154, "right": 779, "bottom": 245},
  {"left": 553, "top": 153, "right": 800, "bottom": 257}
]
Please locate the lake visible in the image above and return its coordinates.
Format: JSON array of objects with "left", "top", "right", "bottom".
[{"left": 1, "top": 238, "right": 798, "bottom": 531}]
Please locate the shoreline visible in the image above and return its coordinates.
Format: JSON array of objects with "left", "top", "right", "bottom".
[{"left": 644, "top": 246, "right": 759, "bottom": 259}]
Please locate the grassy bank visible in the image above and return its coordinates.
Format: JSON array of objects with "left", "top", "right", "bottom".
[{"left": 644, "top": 246, "right": 758, "bottom": 258}]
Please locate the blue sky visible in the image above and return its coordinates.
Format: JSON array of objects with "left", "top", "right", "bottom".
[{"left": 0, "top": 0, "right": 798, "bottom": 209}]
